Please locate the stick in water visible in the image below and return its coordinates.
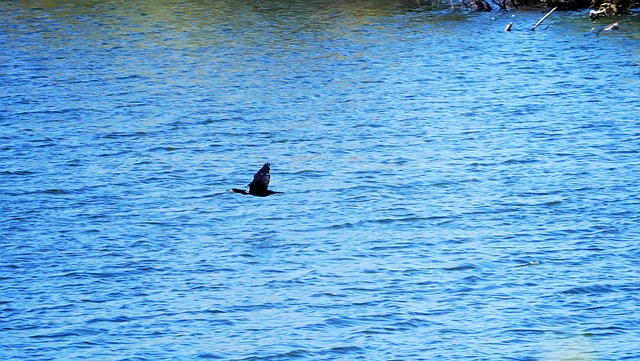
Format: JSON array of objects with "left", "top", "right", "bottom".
[
  {"left": 505, "top": 21, "right": 513, "bottom": 32},
  {"left": 531, "top": 7, "right": 557, "bottom": 31}
]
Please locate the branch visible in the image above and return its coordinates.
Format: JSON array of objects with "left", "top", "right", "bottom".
[{"left": 531, "top": 7, "right": 557, "bottom": 31}]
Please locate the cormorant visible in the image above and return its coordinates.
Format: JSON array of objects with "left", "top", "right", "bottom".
[{"left": 230, "top": 162, "right": 282, "bottom": 197}]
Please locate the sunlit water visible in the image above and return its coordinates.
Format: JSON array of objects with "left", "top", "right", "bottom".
[{"left": 1, "top": 1, "right": 640, "bottom": 360}]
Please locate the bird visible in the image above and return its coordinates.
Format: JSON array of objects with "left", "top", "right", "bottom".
[{"left": 230, "top": 162, "right": 282, "bottom": 197}]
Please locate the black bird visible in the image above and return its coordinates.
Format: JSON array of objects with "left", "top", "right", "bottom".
[{"left": 230, "top": 162, "right": 282, "bottom": 197}]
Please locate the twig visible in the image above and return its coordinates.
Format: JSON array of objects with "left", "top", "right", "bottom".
[
  {"left": 594, "top": 19, "right": 628, "bottom": 36},
  {"left": 603, "top": 21, "right": 620, "bottom": 30},
  {"left": 531, "top": 6, "right": 557, "bottom": 31}
]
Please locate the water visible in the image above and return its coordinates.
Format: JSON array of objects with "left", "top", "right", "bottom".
[{"left": 1, "top": 0, "right": 640, "bottom": 360}]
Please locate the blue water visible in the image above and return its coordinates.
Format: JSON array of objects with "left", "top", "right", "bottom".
[{"left": 2, "top": 1, "right": 640, "bottom": 360}]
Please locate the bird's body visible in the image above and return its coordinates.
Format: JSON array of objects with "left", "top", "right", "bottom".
[{"left": 230, "top": 162, "right": 281, "bottom": 197}]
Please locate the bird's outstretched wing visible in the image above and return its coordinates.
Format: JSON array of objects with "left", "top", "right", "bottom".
[{"left": 248, "top": 162, "right": 271, "bottom": 195}]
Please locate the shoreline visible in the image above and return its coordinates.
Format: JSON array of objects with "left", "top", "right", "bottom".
[{"left": 414, "top": 0, "right": 639, "bottom": 14}]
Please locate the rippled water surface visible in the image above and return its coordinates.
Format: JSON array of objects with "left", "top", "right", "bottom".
[{"left": 2, "top": 0, "right": 640, "bottom": 360}]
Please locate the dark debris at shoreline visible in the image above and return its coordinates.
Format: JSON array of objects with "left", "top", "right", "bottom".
[{"left": 416, "top": 0, "right": 638, "bottom": 14}]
